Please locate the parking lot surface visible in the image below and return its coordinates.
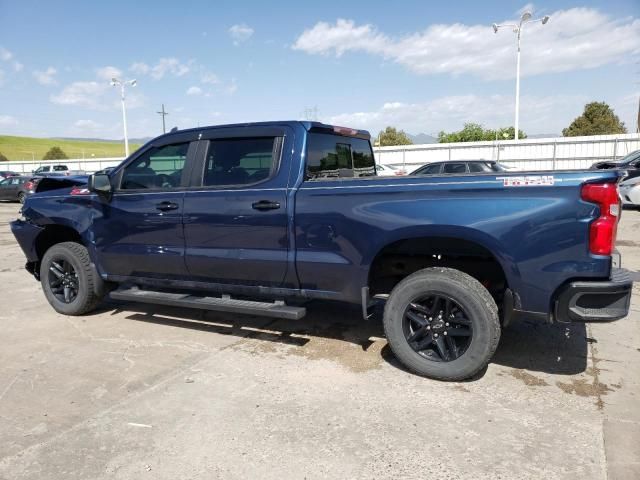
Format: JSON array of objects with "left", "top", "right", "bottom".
[{"left": 0, "top": 201, "right": 638, "bottom": 479}]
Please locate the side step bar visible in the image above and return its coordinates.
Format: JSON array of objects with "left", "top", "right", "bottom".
[{"left": 109, "top": 287, "right": 306, "bottom": 320}]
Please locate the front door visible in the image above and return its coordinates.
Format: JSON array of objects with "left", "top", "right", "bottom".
[
  {"left": 183, "top": 126, "right": 292, "bottom": 287},
  {"left": 92, "top": 137, "right": 198, "bottom": 280}
]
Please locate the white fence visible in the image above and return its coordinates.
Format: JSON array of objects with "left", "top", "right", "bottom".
[
  {"left": 374, "top": 133, "right": 640, "bottom": 171},
  {"left": 3, "top": 133, "right": 640, "bottom": 175},
  {"left": 5, "top": 157, "right": 125, "bottom": 175}
]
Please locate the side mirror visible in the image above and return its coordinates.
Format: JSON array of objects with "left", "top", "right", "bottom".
[{"left": 88, "top": 173, "right": 112, "bottom": 196}]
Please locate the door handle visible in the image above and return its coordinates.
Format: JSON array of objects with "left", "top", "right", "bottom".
[
  {"left": 252, "top": 200, "right": 281, "bottom": 211},
  {"left": 156, "top": 201, "right": 179, "bottom": 211}
]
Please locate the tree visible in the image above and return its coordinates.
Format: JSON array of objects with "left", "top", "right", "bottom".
[
  {"left": 563, "top": 102, "right": 627, "bottom": 137},
  {"left": 377, "top": 126, "right": 413, "bottom": 146},
  {"left": 0, "top": 152, "right": 8, "bottom": 162},
  {"left": 43, "top": 146, "right": 69, "bottom": 160},
  {"left": 438, "top": 123, "right": 526, "bottom": 143}
]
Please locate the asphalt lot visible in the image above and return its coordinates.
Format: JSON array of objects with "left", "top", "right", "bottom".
[{"left": 0, "top": 201, "right": 638, "bottom": 480}]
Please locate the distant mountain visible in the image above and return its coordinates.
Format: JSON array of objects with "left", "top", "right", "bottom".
[{"left": 407, "top": 133, "right": 438, "bottom": 144}]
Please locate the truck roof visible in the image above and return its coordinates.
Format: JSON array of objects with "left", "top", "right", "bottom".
[{"left": 155, "top": 121, "right": 371, "bottom": 141}]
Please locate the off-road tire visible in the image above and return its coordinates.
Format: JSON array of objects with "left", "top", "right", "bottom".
[
  {"left": 40, "top": 242, "right": 102, "bottom": 315},
  {"left": 383, "top": 267, "right": 500, "bottom": 381}
]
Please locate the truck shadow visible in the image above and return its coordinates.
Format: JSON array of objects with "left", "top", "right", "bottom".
[{"left": 100, "top": 299, "right": 588, "bottom": 379}]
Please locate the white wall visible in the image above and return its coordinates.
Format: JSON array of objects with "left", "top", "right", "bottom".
[
  {"left": 373, "top": 133, "right": 640, "bottom": 171},
  {"left": 4, "top": 133, "right": 640, "bottom": 174}
]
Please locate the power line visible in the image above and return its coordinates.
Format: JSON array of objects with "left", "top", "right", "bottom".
[{"left": 156, "top": 104, "right": 169, "bottom": 134}]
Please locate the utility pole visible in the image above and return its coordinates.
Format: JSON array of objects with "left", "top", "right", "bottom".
[
  {"left": 110, "top": 77, "right": 137, "bottom": 157},
  {"left": 157, "top": 104, "right": 169, "bottom": 134},
  {"left": 302, "top": 106, "right": 319, "bottom": 121}
]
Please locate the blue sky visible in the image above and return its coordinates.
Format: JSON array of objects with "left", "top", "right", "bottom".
[{"left": 0, "top": 0, "right": 638, "bottom": 139}]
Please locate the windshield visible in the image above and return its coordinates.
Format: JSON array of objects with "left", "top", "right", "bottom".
[
  {"left": 492, "top": 162, "right": 511, "bottom": 172},
  {"left": 614, "top": 150, "right": 640, "bottom": 165}
]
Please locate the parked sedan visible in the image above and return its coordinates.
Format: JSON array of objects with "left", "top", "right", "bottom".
[
  {"left": 590, "top": 150, "right": 640, "bottom": 180},
  {"left": 16, "top": 177, "right": 42, "bottom": 203},
  {"left": 618, "top": 175, "right": 640, "bottom": 209},
  {"left": 0, "top": 171, "right": 19, "bottom": 181},
  {"left": 410, "top": 160, "right": 511, "bottom": 175},
  {"left": 375, "top": 164, "right": 407, "bottom": 176},
  {"left": 0, "top": 176, "right": 30, "bottom": 202}
]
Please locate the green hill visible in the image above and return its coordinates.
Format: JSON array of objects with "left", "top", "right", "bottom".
[{"left": 0, "top": 135, "right": 141, "bottom": 161}]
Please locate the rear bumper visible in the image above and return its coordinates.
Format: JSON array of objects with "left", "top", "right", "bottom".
[{"left": 554, "top": 268, "right": 633, "bottom": 323}]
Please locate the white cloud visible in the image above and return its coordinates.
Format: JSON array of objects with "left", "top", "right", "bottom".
[
  {"left": 327, "top": 94, "right": 597, "bottom": 136},
  {"left": 226, "top": 79, "right": 238, "bottom": 95},
  {"left": 130, "top": 62, "right": 150, "bottom": 75},
  {"left": 0, "top": 115, "right": 18, "bottom": 127},
  {"left": 0, "top": 47, "right": 12, "bottom": 61},
  {"left": 33, "top": 66, "right": 57, "bottom": 85},
  {"left": 50, "top": 81, "right": 110, "bottom": 109},
  {"left": 96, "top": 65, "right": 123, "bottom": 81},
  {"left": 151, "top": 58, "right": 190, "bottom": 79},
  {"left": 229, "top": 24, "right": 254, "bottom": 45},
  {"left": 129, "top": 58, "right": 190, "bottom": 79},
  {"left": 186, "top": 86, "right": 202, "bottom": 96},
  {"left": 293, "top": 8, "right": 640, "bottom": 79},
  {"left": 201, "top": 72, "right": 219, "bottom": 84},
  {"left": 13, "top": 61, "right": 23, "bottom": 72}
]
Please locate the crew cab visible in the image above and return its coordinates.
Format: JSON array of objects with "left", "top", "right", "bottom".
[{"left": 10, "top": 121, "right": 633, "bottom": 380}]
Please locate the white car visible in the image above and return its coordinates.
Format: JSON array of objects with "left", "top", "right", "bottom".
[
  {"left": 618, "top": 176, "right": 640, "bottom": 209},
  {"left": 375, "top": 164, "right": 407, "bottom": 176}
]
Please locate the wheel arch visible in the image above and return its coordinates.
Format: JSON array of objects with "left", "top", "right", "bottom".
[{"left": 364, "top": 226, "right": 520, "bottom": 303}]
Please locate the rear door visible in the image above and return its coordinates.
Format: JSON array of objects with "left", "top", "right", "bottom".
[
  {"left": 182, "top": 126, "right": 293, "bottom": 286},
  {"left": 92, "top": 133, "right": 199, "bottom": 279}
]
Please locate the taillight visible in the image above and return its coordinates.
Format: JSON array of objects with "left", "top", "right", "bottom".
[
  {"left": 24, "top": 181, "right": 34, "bottom": 191},
  {"left": 581, "top": 182, "right": 620, "bottom": 256}
]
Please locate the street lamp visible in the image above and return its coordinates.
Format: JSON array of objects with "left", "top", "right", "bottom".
[
  {"left": 110, "top": 77, "right": 137, "bottom": 157},
  {"left": 492, "top": 11, "right": 550, "bottom": 140}
]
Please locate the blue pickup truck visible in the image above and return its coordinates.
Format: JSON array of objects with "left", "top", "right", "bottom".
[{"left": 10, "top": 121, "right": 633, "bottom": 380}]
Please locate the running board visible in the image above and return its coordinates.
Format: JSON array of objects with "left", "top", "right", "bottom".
[{"left": 109, "top": 287, "right": 306, "bottom": 320}]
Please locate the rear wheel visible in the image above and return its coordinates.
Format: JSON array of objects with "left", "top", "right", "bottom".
[
  {"left": 383, "top": 267, "right": 500, "bottom": 381},
  {"left": 18, "top": 192, "right": 26, "bottom": 204},
  {"left": 40, "top": 242, "right": 103, "bottom": 315}
]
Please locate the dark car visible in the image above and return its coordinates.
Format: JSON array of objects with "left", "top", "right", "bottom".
[
  {"left": 0, "top": 176, "right": 30, "bottom": 202},
  {"left": 16, "top": 177, "right": 42, "bottom": 203},
  {"left": 410, "top": 160, "right": 512, "bottom": 175},
  {"left": 590, "top": 150, "right": 640, "bottom": 179},
  {"left": 0, "top": 171, "right": 20, "bottom": 181}
]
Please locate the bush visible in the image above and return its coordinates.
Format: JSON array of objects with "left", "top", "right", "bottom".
[{"left": 43, "top": 146, "right": 69, "bottom": 160}]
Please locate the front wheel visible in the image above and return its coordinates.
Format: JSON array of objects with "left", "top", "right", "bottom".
[
  {"left": 40, "top": 242, "right": 103, "bottom": 315},
  {"left": 383, "top": 267, "right": 500, "bottom": 381}
]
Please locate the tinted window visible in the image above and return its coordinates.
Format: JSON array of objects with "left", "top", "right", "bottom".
[
  {"left": 121, "top": 142, "right": 189, "bottom": 190},
  {"left": 443, "top": 163, "right": 467, "bottom": 174},
  {"left": 53, "top": 165, "right": 68, "bottom": 171},
  {"left": 468, "top": 162, "right": 492, "bottom": 173},
  {"left": 203, "top": 137, "right": 277, "bottom": 187},
  {"left": 306, "top": 133, "right": 375, "bottom": 180}
]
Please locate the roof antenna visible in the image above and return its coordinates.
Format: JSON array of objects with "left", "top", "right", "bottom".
[{"left": 170, "top": 126, "right": 178, "bottom": 133}]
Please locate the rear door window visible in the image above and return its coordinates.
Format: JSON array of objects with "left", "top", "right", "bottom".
[
  {"left": 202, "top": 137, "right": 279, "bottom": 187},
  {"left": 306, "top": 133, "right": 375, "bottom": 180}
]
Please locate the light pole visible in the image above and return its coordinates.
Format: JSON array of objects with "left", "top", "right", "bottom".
[
  {"left": 492, "top": 11, "right": 550, "bottom": 140},
  {"left": 110, "top": 77, "right": 137, "bottom": 157}
]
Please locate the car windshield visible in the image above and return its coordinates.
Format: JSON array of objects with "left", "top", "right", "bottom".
[{"left": 613, "top": 151, "right": 640, "bottom": 165}]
